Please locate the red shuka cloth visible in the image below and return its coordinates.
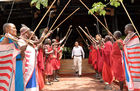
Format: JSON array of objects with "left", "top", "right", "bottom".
[
  {"left": 102, "top": 41, "right": 113, "bottom": 84},
  {"left": 57, "top": 46, "right": 61, "bottom": 70},
  {"left": 88, "top": 45, "right": 94, "bottom": 64},
  {"left": 45, "top": 45, "right": 53, "bottom": 75},
  {"left": 91, "top": 48, "right": 98, "bottom": 70},
  {"left": 50, "top": 48, "right": 60, "bottom": 71},
  {"left": 103, "top": 41, "right": 112, "bottom": 66},
  {"left": 110, "top": 40, "right": 125, "bottom": 81},
  {"left": 97, "top": 47, "right": 104, "bottom": 73},
  {"left": 37, "top": 48, "right": 44, "bottom": 71},
  {"left": 102, "top": 62, "right": 113, "bottom": 84},
  {"left": 37, "top": 48, "right": 45, "bottom": 90}
]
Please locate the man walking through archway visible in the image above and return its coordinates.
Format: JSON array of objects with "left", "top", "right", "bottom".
[{"left": 72, "top": 41, "right": 85, "bottom": 77}]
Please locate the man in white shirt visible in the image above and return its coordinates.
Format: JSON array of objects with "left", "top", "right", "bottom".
[{"left": 72, "top": 41, "right": 85, "bottom": 77}]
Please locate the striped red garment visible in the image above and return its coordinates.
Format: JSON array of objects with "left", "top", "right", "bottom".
[
  {"left": 127, "top": 43, "right": 140, "bottom": 90},
  {"left": 0, "top": 49, "right": 14, "bottom": 91},
  {"left": 129, "top": 35, "right": 139, "bottom": 41}
]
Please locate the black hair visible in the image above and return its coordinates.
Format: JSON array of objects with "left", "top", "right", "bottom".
[
  {"left": 105, "top": 35, "right": 111, "bottom": 41},
  {"left": 114, "top": 31, "right": 122, "bottom": 39},
  {"left": 44, "top": 38, "right": 51, "bottom": 44},
  {"left": 96, "top": 34, "right": 102, "bottom": 38},
  {"left": 3, "top": 23, "right": 12, "bottom": 33},
  {"left": 125, "top": 24, "right": 134, "bottom": 32},
  {"left": 52, "top": 39, "right": 56, "bottom": 43}
]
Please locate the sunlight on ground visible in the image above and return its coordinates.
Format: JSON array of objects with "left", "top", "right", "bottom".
[{"left": 43, "top": 76, "right": 120, "bottom": 91}]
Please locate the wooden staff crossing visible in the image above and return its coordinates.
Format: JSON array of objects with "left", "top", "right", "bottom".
[
  {"left": 41, "top": 8, "right": 80, "bottom": 43},
  {"left": 60, "top": 25, "right": 72, "bottom": 44},
  {"left": 48, "top": 0, "right": 71, "bottom": 33},
  {"left": 76, "top": 28, "right": 89, "bottom": 46},
  {"left": 52, "top": 8, "right": 80, "bottom": 32},
  {"left": 29, "top": 0, "right": 56, "bottom": 40},
  {"left": 63, "top": 29, "right": 72, "bottom": 46},
  {"left": 85, "top": 26, "right": 97, "bottom": 42},
  {"left": 85, "top": 26, "right": 91, "bottom": 36},
  {"left": 78, "top": 26, "right": 96, "bottom": 44},
  {"left": 79, "top": 0, "right": 117, "bottom": 40},
  {"left": 65, "top": 25, "right": 72, "bottom": 39}
]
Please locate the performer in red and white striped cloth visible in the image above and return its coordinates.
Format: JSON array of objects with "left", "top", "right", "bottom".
[
  {"left": 0, "top": 23, "right": 20, "bottom": 91},
  {"left": 123, "top": 24, "right": 140, "bottom": 91}
]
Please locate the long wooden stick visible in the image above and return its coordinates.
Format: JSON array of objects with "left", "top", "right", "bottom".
[
  {"left": 104, "top": 16, "right": 109, "bottom": 29},
  {"left": 79, "top": 0, "right": 116, "bottom": 40},
  {"left": 76, "top": 28, "right": 89, "bottom": 46},
  {"left": 29, "top": 0, "right": 56, "bottom": 40},
  {"left": 48, "top": 0, "right": 71, "bottom": 33},
  {"left": 85, "top": 26, "right": 97, "bottom": 42},
  {"left": 79, "top": 26, "right": 92, "bottom": 43},
  {"left": 60, "top": 25, "right": 72, "bottom": 44},
  {"left": 63, "top": 29, "right": 72, "bottom": 46},
  {"left": 85, "top": 26, "right": 91, "bottom": 35},
  {"left": 52, "top": 8, "right": 80, "bottom": 32},
  {"left": 65, "top": 25, "right": 72, "bottom": 38},
  {"left": 79, "top": 26, "right": 95, "bottom": 44},
  {"left": 47, "top": 10, "right": 54, "bottom": 28},
  {"left": 41, "top": 8, "right": 80, "bottom": 43},
  {"left": 54, "top": 27, "right": 72, "bottom": 45},
  {"left": 5, "top": 33, "right": 34, "bottom": 45},
  {"left": 120, "top": 0, "right": 140, "bottom": 38}
]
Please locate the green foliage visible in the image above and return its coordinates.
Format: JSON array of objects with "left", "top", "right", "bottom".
[
  {"left": 110, "top": 0, "right": 120, "bottom": 7},
  {"left": 88, "top": 2, "right": 106, "bottom": 16},
  {"left": 31, "top": 0, "right": 48, "bottom": 10},
  {"left": 41, "top": 0, "right": 48, "bottom": 8},
  {"left": 88, "top": 0, "right": 122, "bottom": 16}
]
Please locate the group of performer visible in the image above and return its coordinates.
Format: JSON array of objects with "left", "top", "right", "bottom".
[
  {"left": 87, "top": 24, "right": 140, "bottom": 91},
  {"left": 0, "top": 22, "right": 140, "bottom": 91},
  {"left": 0, "top": 23, "right": 66, "bottom": 91}
]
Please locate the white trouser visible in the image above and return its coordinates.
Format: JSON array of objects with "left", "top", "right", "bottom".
[{"left": 73, "top": 56, "right": 82, "bottom": 75}]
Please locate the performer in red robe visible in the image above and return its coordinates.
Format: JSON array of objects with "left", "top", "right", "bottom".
[
  {"left": 57, "top": 44, "right": 64, "bottom": 70},
  {"left": 57, "top": 46, "right": 61, "bottom": 69},
  {"left": 51, "top": 39, "right": 60, "bottom": 82},
  {"left": 97, "top": 46, "right": 104, "bottom": 73},
  {"left": 102, "top": 35, "right": 113, "bottom": 90},
  {"left": 55, "top": 36, "right": 66, "bottom": 80},
  {"left": 91, "top": 46, "right": 98, "bottom": 71},
  {"left": 95, "top": 34, "right": 104, "bottom": 79},
  {"left": 110, "top": 31, "right": 125, "bottom": 91},
  {"left": 51, "top": 45, "right": 59, "bottom": 71},
  {"left": 55, "top": 37, "right": 62, "bottom": 71},
  {"left": 88, "top": 45, "right": 93, "bottom": 64},
  {"left": 44, "top": 39, "right": 54, "bottom": 85},
  {"left": 55, "top": 36, "right": 66, "bottom": 70}
]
